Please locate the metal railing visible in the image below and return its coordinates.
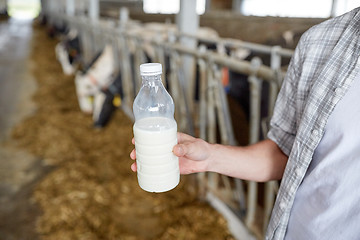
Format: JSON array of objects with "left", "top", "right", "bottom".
[{"left": 49, "top": 13, "right": 293, "bottom": 239}]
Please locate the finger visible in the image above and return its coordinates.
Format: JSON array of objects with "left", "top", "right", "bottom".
[
  {"left": 130, "top": 149, "right": 136, "bottom": 160},
  {"left": 178, "top": 158, "right": 191, "bottom": 174},
  {"left": 173, "top": 142, "right": 196, "bottom": 157},
  {"left": 132, "top": 138, "right": 135, "bottom": 145},
  {"left": 131, "top": 162, "right": 137, "bottom": 172},
  {"left": 173, "top": 142, "right": 198, "bottom": 157},
  {"left": 173, "top": 144, "right": 185, "bottom": 157},
  {"left": 179, "top": 157, "right": 207, "bottom": 174},
  {"left": 179, "top": 158, "right": 197, "bottom": 175},
  {"left": 177, "top": 132, "right": 195, "bottom": 143},
  {"left": 175, "top": 139, "right": 209, "bottom": 161}
]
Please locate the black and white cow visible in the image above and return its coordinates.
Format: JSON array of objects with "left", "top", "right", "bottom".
[
  {"left": 74, "top": 44, "right": 123, "bottom": 127},
  {"left": 55, "top": 28, "right": 81, "bottom": 75}
]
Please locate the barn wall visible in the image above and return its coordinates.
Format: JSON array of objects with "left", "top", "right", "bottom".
[{"left": 209, "top": 0, "right": 233, "bottom": 10}]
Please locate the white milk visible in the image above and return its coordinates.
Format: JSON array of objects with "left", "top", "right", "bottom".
[{"left": 133, "top": 117, "right": 180, "bottom": 192}]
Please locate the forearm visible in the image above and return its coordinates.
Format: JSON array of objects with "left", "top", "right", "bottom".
[{"left": 206, "top": 139, "right": 288, "bottom": 182}]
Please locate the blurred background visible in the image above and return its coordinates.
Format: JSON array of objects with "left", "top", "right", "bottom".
[{"left": 0, "top": 1, "right": 358, "bottom": 240}]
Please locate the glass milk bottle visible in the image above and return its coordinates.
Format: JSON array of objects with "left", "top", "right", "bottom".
[{"left": 133, "top": 63, "right": 180, "bottom": 192}]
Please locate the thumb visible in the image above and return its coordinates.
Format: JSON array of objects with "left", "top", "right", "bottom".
[
  {"left": 173, "top": 137, "right": 210, "bottom": 162},
  {"left": 173, "top": 144, "right": 186, "bottom": 157}
]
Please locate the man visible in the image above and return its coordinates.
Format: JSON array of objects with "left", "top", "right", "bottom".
[{"left": 130, "top": 7, "right": 360, "bottom": 239}]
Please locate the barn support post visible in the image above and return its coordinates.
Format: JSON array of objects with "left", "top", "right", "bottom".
[
  {"left": 176, "top": 0, "right": 199, "bottom": 116},
  {"left": 232, "top": 0, "right": 244, "bottom": 14},
  {"left": 205, "top": 0, "right": 211, "bottom": 12},
  {"left": 330, "top": 0, "right": 339, "bottom": 17},
  {"left": 119, "top": 7, "right": 129, "bottom": 25},
  {"left": 66, "top": 0, "right": 75, "bottom": 16},
  {"left": 89, "top": 0, "right": 99, "bottom": 22}
]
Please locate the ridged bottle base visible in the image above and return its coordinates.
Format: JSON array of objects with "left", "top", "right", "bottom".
[{"left": 138, "top": 172, "right": 180, "bottom": 193}]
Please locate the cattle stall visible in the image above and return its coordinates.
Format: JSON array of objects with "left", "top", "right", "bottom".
[{"left": 46, "top": 8, "right": 294, "bottom": 239}]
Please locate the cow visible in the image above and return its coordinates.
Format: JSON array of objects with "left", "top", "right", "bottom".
[
  {"left": 55, "top": 28, "right": 81, "bottom": 75},
  {"left": 74, "top": 44, "right": 123, "bottom": 127}
]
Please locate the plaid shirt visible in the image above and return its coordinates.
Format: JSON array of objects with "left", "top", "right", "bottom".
[{"left": 266, "top": 7, "right": 360, "bottom": 240}]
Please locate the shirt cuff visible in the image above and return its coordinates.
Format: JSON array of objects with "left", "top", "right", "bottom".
[{"left": 267, "top": 126, "right": 295, "bottom": 157}]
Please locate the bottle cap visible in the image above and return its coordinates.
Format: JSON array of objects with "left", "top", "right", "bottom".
[{"left": 140, "top": 63, "right": 162, "bottom": 76}]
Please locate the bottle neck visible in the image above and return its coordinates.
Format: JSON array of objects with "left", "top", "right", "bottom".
[{"left": 141, "top": 74, "right": 161, "bottom": 84}]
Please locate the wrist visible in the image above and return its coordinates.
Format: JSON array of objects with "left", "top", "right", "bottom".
[{"left": 205, "top": 143, "right": 221, "bottom": 172}]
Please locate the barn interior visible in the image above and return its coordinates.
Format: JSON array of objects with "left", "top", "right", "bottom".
[{"left": 0, "top": 0, "right": 358, "bottom": 239}]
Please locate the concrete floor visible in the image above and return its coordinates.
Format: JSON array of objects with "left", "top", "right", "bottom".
[
  {"left": 0, "top": 17, "right": 46, "bottom": 240},
  {"left": 0, "top": 17, "right": 36, "bottom": 140}
]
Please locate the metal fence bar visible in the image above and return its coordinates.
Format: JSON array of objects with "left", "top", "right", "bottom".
[
  {"left": 165, "top": 30, "right": 293, "bottom": 58},
  {"left": 245, "top": 57, "right": 263, "bottom": 230}
]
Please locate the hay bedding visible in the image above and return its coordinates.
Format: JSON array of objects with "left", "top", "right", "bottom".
[{"left": 11, "top": 22, "right": 235, "bottom": 240}]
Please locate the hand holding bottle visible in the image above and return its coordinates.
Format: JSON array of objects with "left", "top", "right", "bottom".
[
  {"left": 131, "top": 65, "right": 288, "bottom": 189},
  {"left": 130, "top": 132, "right": 211, "bottom": 175}
]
